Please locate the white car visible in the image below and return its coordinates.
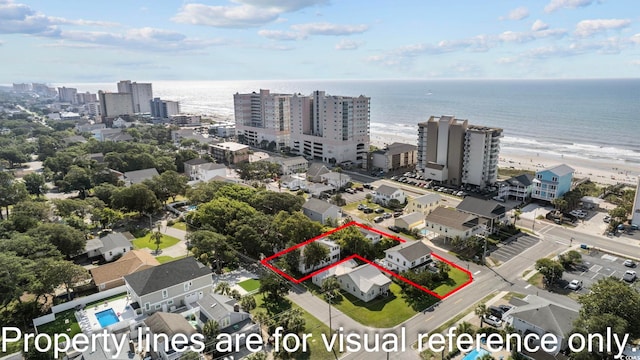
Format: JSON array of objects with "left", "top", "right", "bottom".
[
  {"left": 623, "top": 270, "right": 637, "bottom": 282},
  {"left": 567, "top": 279, "right": 583, "bottom": 290},
  {"left": 483, "top": 314, "right": 502, "bottom": 327}
]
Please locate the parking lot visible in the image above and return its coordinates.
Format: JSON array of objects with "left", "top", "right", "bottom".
[
  {"left": 561, "top": 251, "right": 639, "bottom": 294},
  {"left": 489, "top": 234, "right": 540, "bottom": 264}
]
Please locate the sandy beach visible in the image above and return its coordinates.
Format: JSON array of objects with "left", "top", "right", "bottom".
[{"left": 371, "top": 133, "right": 639, "bottom": 187}]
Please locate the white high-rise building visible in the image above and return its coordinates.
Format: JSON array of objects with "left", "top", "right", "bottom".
[
  {"left": 117, "top": 80, "right": 153, "bottom": 114},
  {"left": 234, "top": 89, "right": 292, "bottom": 151},
  {"left": 57, "top": 87, "right": 78, "bottom": 104},
  {"left": 417, "top": 115, "right": 502, "bottom": 188},
  {"left": 290, "top": 90, "right": 370, "bottom": 167},
  {"left": 632, "top": 178, "right": 640, "bottom": 226},
  {"left": 98, "top": 91, "right": 134, "bottom": 119}
]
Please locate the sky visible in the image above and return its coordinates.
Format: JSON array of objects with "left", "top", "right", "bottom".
[{"left": 1, "top": 0, "right": 639, "bottom": 83}]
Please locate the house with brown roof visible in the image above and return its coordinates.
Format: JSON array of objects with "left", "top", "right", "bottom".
[{"left": 90, "top": 250, "right": 160, "bottom": 291}]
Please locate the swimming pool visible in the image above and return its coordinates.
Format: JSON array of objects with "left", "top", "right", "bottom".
[
  {"left": 463, "top": 348, "right": 490, "bottom": 360},
  {"left": 95, "top": 309, "right": 119, "bottom": 328}
]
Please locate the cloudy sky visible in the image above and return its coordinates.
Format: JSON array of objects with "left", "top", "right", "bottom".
[{"left": 1, "top": 0, "right": 639, "bottom": 83}]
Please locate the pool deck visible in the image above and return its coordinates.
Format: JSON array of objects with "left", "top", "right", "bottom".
[{"left": 80, "top": 296, "right": 137, "bottom": 333}]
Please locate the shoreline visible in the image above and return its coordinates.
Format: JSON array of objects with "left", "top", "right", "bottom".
[{"left": 370, "top": 134, "right": 639, "bottom": 187}]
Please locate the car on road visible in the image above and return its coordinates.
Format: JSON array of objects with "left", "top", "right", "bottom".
[
  {"left": 624, "top": 260, "right": 637, "bottom": 268},
  {"left": 483, "top": 315, "right": 502, "bottom": 327},
  {"left": 382, "top": 212, "right": 392, "bottom": 219},
  {"left": 567, "top": 279, "right": 583, "bottom": 290},
  {"left": 373, "top": 216, "right": 384, "bottom": 223},
  {"left": 387, "top": 225, "right": 400, "bottom": 232},
  {"left": 623, "top": 270, "right": 637, "bottom": 282},
  {"left": 375, "top": 208, "right": 385, "bottom": 214}
]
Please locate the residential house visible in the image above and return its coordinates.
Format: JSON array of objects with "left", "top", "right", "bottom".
[
  {"left": 301, "top": 198, "right": 341, "bottom": 225},
  {"left": 62, "top": 135, "right": 87, "bottom": 146},
  {"left": 262, "top": 156, "right": 308, "bottom": 175},
  {"left": 532, "top": 164, "right": 575, "bottom": 202},
  {"left": 112, "top": 117, "right": 133, "bottom": 128},
  {"left": 456, "top": 197, "right": 506, "bottom": 234},
  {"left": 371, "top": 142, "right": 418, "bottom": 172},
  {"left": 384, "top": 240, "right": 432, "bottom": 272},
  {"left": 312, "top": 259, "right": 358, "bottom": 287},
  {"left": 124, "top": 257, "right": 213, "bottom": 315},
  {"left": 280, "top": 174, "right": 306, "bottom": 190},
  {"left": 336, "top": 264, "right": 391, "bottom": 302},
  {"left": 209, "top": 142, "right": 250, "bottom": 165},
  {"left": 184, "top": 158, "right": 226, "bottom": 182},
  {"left": 500, "top": 173, "right": 534, "bottom": 202},
  {"left": 120, "top": 168, "right": 159, "bottom": 186},
  {"left": 358, "top": 228, "right": 382, "bottom": 244},
  {"left": 84, "top": 231, "right": 134, "bottom": 262},
  {"left": 320, "top": 171, "right": 351, "bottom": 189},
  {"left": 75, "top": 123, "right": 105, "bottom": 133},
  {"left": 298, "top": 238, "right": 341, "bottom": 274},
  {"left": 374, "top": 185, "right": 406, "bottom": 206},
  {"left": 90, "top": 250, "right": 160, "bottom": 291},
  {"left": 307, "top": 163, "right": 330, "bottom": 182},
  {"left": 144, "top": 312, "right": 197, "bottom": 360},
  {"left": 92, "top": 128, "right": 134, "bottom": 142},
  {"left": 394, "top": 212, "right": 425, "bottom": 231},
  {"left": 504, "top": 295, "right": 579, "bottom": 356},
  {"left": 196, "top": 293, "right": 255, "bottom": 343},
  {"left": 71, "top": 335, "right": 142, "bottom": 360},
  {"left": 405, "top": 193, "right": 441, "bottom": 215},
  {"left": 424, "top": 206, "right": 485, "bottom": 241}
]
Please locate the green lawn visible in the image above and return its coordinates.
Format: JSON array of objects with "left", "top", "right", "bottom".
[
  {"left": 171, "top": 222, "right": 187, "bottom": 231},
  {"left": 37, "top": 308, "right": 82, "bottom": 337},
  {"left": 155, "top": 255, "right": 187, "bottom": 264},
  {"left": 432, "top": 266, "right": 471, "bottom": 296},
  {"left": 237, "top": 278, "right": 260, "bottom": 292},
  {"left": 132, "top": 233, "right": 180, "bottom": 250},
  {"left": 330, "top": 283, "right": 421, "bottom": 328}
]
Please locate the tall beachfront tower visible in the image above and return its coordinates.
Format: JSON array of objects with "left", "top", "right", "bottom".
[
  {"left": 632, "top": 178, "right": 640, "bottom": 226},
  {"left": 417, "top": 115, "right": 502, "bottom": 188},
  {"left": 233, "top": 89, "right": 292, "bottom": 151},
  {"left": 117, "top": 80, "right": 153, "bottom": 114},
  {"left": 290, "top": 90, "right": 370, "bottom": 168}
]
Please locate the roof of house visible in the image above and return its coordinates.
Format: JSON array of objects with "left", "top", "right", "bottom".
[
  {"left": 456, "top": 197, "right": 506, "bottom": 219},
  {"left": 375, "top": 184, "right": 402, "bottom": 197},
  {"left": 321, "top": 172, "right": 350, "bottom": 181},
  {"left": 507, "top": 295, "right": 578, "bottom": 337},
  {"left": 307, "top": 163, "right": 330, "bottom": 178},
  {"left": 197, "top": 292, "right": 249, "bottom": 322},
  {"left": 386, "top": 240, "right": 432, "bottom": 262},
  {"left": 358, "top": 227, "right": 381, "bottom": 239},
  {"left": 144, "top": 312, "right": 196, "bottom": 338},
  {"left": 184, "top": 158, "right": 209, "bottom": 166},
  {"left": 200, "top": 163, "right": 226, "bottom": 171},
  {"left": 506, "top": 173, "right": 534, "bottom": 187},
  {"left": 63, "top": 135, "right": 87, "bottom": 144},
  {"left": 313, "top": 259, "right": 358, "bottom": 282},
  {"left": 540, "top": 164, "right": 575, "bottom": 177},
  {"left": 122, "top": 168, "right": 159, "bottom": 184},
  {"left": 98, "top": 232, "right": 133, "bottom": 254},
  {"left": 411, "top": 193, "right": 441, "bottom": 206},
  {"left": 211, "top": 141, "right": 248, "bottom": 151},
  {"left": 383, "top": 142, "right": 418, "bottom": 155},
  {"left": 85, "top": 238, "right": 103, "bottom": 253},
  {"left": 338, "top": 264, "right": 391, "bottom": 293},
  {"left": 302, "top": 198, "right": 339, "bottom": 214},
  {"left": 90, "top": 250, "right": 160, "bottom": 286},
  {"left": 124, "top": 257, "right": 211, "bottom": 296},
  {"left": 425, "top": 206, "right": 481, "bottom": 231},
  {"left": 396, "top": 211, "right": 424, "bottom": 225}
]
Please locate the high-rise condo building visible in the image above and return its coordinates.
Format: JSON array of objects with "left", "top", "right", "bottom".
[
  {"left": 98, "top": 91, "right": 134, "bottom": 120},
  {"left": 234, "top": 89, "right": 292, "bottom": 151},
  {"left": 290, "top": 90, "right": 370, "bottom": 167},
  {"left": 631, "top": 179, "right": 640, "bottom": 227},
  {"left": 57, "top": 87, "right": 78, "bottom": 104},
  {"left": 117, "top": 80, "right": 153, "bottom": 114},
  {"left": 150, "top": 98, "right": 180, "bottom": 119},
  {"left": 417, "top": 115, "right": 502, "bottom": 188}
]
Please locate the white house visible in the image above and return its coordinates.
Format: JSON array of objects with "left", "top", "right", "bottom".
[
  {"left": 384, "top": 240, "right": 432, "bottom": 273},
  {"left": 394, "top": 212, "right": 425, "bottom": 231},
  {"left": 405, "top": 193, "right": 441, "bottom": 215},
  {"left": 196, "top": 292, "right": 252, "bottom": 330},
  {"left": 301, "top": 198, "right": 342, "bottom": 225},
  {"left": 84, "top": 232, "right": 134, "bottom": 262},
  {"left": 424, "top": 206, "right": 485, "bottom": 241},
  {"left": 184, "top": 158, "right": 226, "bottom": 182},
  {"left": 320, "top": 172, "right": 351, "bottom": 189},
  {"left": 281, "top": 174, "right": 306, "bottom": 190},
  {"left": 336, "top": 264, "right": 391, "bottom": 302},
  {"left": 298, "top": 238, "right": 341, "bottom": 274},
  {"left": 312, "top": 259, "right": 358, "bottom": 287},
  {"left": 374, "top": 185, "right": 406, "bottom": 206},
  {"left": 358, "top": 227, "right": 382, "bottom": 244}
]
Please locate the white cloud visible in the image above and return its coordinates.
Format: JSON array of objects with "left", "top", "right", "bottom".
[
  {"left": 631, "top": 34, "right": 640, "bottom": 44},
  {"left": 258, "top": 29, "right": 304, "bottom": 40},
  {"left": 630, "top": 60, "right": 640, "bottom": 66},
  {"left": 531, "top": 20, "right": 549, "bottom": 31},
  {"left": 497, "top": 57, "right": 517, "bottom": 64},
  {"left": 574, "top": 19, "right": 631, "bottom": 37},
  {"left": 235, "top": 0, "right": 328, "bottom": 12},
  {"left": 544, "top": 0, "right": 594, "bottom": 13},
  {"left": 290, "top": 22, "right": 368, "bottom": 35},
  {"left": 504, "top": 7, "right": 529, "bottom": 21},
  {"left": 335, "top": 39, "right": 363, "bottom": 50}
]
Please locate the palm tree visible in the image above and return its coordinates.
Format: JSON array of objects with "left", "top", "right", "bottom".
[
  {"left": 456, "top": 321, "right": 474, "bottom": 336},
  {"left": 150, "top": 224, "right": 163, "bottom": 255},
  {"left": 475, "top": 303, "right": 489, "bottom": 328},
  {"left": 229, "top": 289, "right": 241, "bottom": 300},
  {"left": 321, "top": 277, "right": 341, "bottom": 301},
  {"left": 253, "top": 310, "right": 270, "bottom": 335},
  {"left": 513, "top": 209, "right": 522, "bottom": 226},
  {"left": 215, "top": 281, "right": 231, "bottom": 295},
  {"left": 202, "top": 319, "right": 219, "bottom": 353}
]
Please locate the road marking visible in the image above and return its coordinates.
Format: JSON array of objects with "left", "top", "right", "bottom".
[
  {"left": 425, "top": 316, "right": 434, "bottom": 322},
  {"left": 590, "top": 265, "right": 602, "bottom": 273},
  {"left": 524, "top": 284, "right": 531, "bottom": 289},
  {"left": 555, "top": 241, "right": 568, "bottom": 246},
  {"left": 602, "top": 254, "right": 618, "bottom": 262},
  {"left": 610, "top": 271, "right": 616, "bottom": 276},
  {"left": 474, "top": 270, "right": 481, "bottom": 275},
  {"left": 591, "top": 273, "right": 600, "bottom": 279},
  {"left": 454, "top": 298, "right": 462, "bottom": 304}
]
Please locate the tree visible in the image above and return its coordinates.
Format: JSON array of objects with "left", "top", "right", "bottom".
[
  {"left": 475, "top": 303, "right": 489, "bottom": 328},
  {"left": 0, "top": 146, "right": 29, "bottom": 168},
  {"left": 187, "top": 230, "right": 236, "bottom": 271},
  {"left": 92, "top": 183, "right": 119, "bottom": 206},
  {"left": 332, "top": 193, "right": 346, "bottom": 206},
  {"left": 111, "top": 184, "right": 161, "bottom": 214},
  {"left": 321, "top": 277, "right": 341, "bottom": 301},
  {"left": 28, "top": 223, "right": 86, "bottom": 258},
  {"left": 7, "top": 200, "right": 50, "bottom": 232},
  {"left": 302, "top": 241, "right": 329, "bottom": 271},
  {"left": 245, "top": 352, "right": 267, "bottom": 360},
  {"left": 512, "top": 209, "right": 522, "bottom": 226},
  {"left": 259, "top": 272, "right": 289, "bottom": 301},
  {"left": 91, "top": 207, "right": 124, "bottom": 229},
  {"left": 239, "top": 295, "right": 256, "bottom": 312},
  {"left": 551, "top": 198, "right": 567, "bottom": 212},
  {"left": 186, "top": 197, "right": 257, "bottom": 235},
  {"left": 0, "top": 172, "right": 29, "bottom": 219},
  {"left": 250, "top": 191, "right": 305, "bottom": 214},
  {"left": 23, "top": 172, "right": 46, "bottom": 197},
  {"left": 202, "top": 320, "right": 220, "bottom": 354},
  {"left": 274, "top": 211, "right": 323, "bottom": 245},
  {"left": 609, "top": 206, "right": 628, "bottom": 223},
  {"left": 151, "top": 225, "right": 163, "bottom": 255},
  {"left": 215, "top": 281, "right": 231, "bottom": 295},
  {"left": 50, "top": 260, "right": 90, "bottom": 301},
  {"left": 60, "top": 165, "right": 92, "bottom": 199},
  {"left": 456, "top": 321, "right": 474, "bottom": 336},
  {"left": 558, "top": 250, "right": 582, "bottom": 269},
  {"left": 229, "top": 289, "right": 241, "bottom": 300},
  {"left": 144, "top": 171, "right": 188, "bottom": 204},
  {"left": 0, "top": 252, "right": 34, "bottom": 309},
  {"left": 387, "top": 198, "right": 402, "bottom": 210},
  {"left": 534, "top": 258, "right": 564, "bottom": 286}
]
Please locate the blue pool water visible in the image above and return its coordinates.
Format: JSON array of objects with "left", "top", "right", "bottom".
[
  {"left": 95, "top": 309, "right": 119, "bottom": 328},
  {"left": 187, "top": 205, "right": 197, "bottom": 211},
  {"left": 463, "top": 348, "right": 490, "bottom": 360}
]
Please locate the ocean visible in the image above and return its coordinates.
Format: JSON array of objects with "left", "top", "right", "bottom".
[{"left": 68, "top": 79, "right": 640, "bottom": 165}]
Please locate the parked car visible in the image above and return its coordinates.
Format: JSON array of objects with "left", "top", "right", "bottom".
[
  {"left": 363, "top": 208, "right": 373, "bottom": 214},
  {"left": 567, "top": 279, "right": 583, "bottom": 290},
  {"left": 373, "top": 216, "right": 384, "bottom": 223},
  {"left": 357, "top": 204, "right": 367, "bottom": 210},
  {"left": 375, "top": 208, "right": 385, "bottom": 214},
  {"left": 488, "top": 306, "right": 505, "bottom": 319},
  {"left": 363, "top": 183, "right": 374, "bottom": 189},
  {"left": 393, "top": 211, "right": 403, "bottom": 218},
  {"left": 382, "top": 212, "right": 392, "bottom": 219},
  {"left": 387, "top": 225, "right": 400, "bottom": 232},
  {"left": 623, "top": 270, "right": 637, "bottom": 282},
  {"left": 624, "top": 260, "right": 637, "bottom": 268},
  {"left": 498, "top": 305, "right": 513, "bottom": 313},
  {"left": 483, "top": 314, "right": 502, "bottom": 327},
  {"left": 603, "top": 215, "right": 611, "bottom": 223}
]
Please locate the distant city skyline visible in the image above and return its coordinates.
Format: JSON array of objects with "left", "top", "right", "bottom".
[{"left": 1, "top": 0, "right": 639, "bottom": 83}]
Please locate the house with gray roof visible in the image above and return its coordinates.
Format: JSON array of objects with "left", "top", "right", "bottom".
[
  {"left": 184, "top": 158, "right": 226, "bottom": 182},
  {"left": 383, "top": 240, "right": 432, "bottom": 272},
  {"left": 144, "top": 312, "right": 197, "bottom": 360},
  {"left": 501, "top": 173, "right": 534, "bottom": 202},
  {"left": 307, "top": 163, "right": 330, "bottom": 182},
  {"left": 394, "top": 211, "right": 425, "bottom": 231},
  {"left": 120, "top": 168, "right": 159, "bottom": 186},
  {"left": 124, "top": 257, "right": 213, "bottom": 315},
  {"left": 302, "top": 198, "right": 341, "bottom": 225},
  {"left": 374, "top": 184, "right": 406, "bottom": 206},
  {"left": 371, "top": 142, "right": 418, "bottom": 172},
  {"left": 261, "top": 155, "right": 308, "bottom": 175},
  {"left": 504, "top": 295, "right": 579, "bottom": 356},
  {"left": 336, "top": 264, "right": 392, "bottom": 302},
  {"left": 424, "top": 206, "right": 485, "bottom": 241},
  {"left": 83, "top": 231, "right": 134, "bottom": 262},
  {"left": 196, "top": 293, "right": 254, "bottom": 336},
  {"left": 532, "top": 164, "right": 575, "bottom": 202},
  {"left": 456, "top": 197, "right": 506, "bottom": 233},
  {"left": 406, "top": 193, "right": 441, "bottom": 215}
]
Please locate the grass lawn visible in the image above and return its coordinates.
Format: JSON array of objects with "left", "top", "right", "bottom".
[
  {"left": 155, "top": 255, "right": 187, "bottom": 264},
  {"left": 528, "top": 272, "right": 544, "bottom": 288},
  {"left": 37, "top": 308, "right": 82, "bottom": 337},
  {"left": 132, "top": 233, "right": 180, "bottom": 250},
  {"left": 237, "top": 278, "right": 260, "bottom": 292},
  {"left": 432, "top": 266, "right": 471, "bottom": 296},
  {"left": 171, "top": 222, "right": 187, "bottom": 231},
  {"left": 330, "top": 283, "right": 423, "bottom": 328}
]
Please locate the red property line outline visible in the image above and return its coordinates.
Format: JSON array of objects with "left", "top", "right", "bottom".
[{"left": 260, "top": 221, "right": 473, "bottom": 300}]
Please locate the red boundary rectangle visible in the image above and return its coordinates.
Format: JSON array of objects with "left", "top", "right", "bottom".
[{"left": 260, "top": 221, "right": 473, "bottom": 300}]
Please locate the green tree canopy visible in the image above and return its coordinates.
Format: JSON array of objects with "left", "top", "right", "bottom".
[
  {"left": 534, "top": 258, "right": 564, "bottom": 286},
  {"left": 28, "top": 223, "right": 86, "bottom": 258},
  {"left": 111, "top": 184, "right": 161, "bottom": 214}
]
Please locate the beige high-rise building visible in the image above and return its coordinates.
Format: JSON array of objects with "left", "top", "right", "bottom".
[
  {"left": 117, "top": 80, "right": 153, "bottom": 114},
  {"left": 417, "top": 115, "right": 501, "bottom": 188},
  {"left": 98, "top": 91, "right": 134, "bottom": 119},
  {"left": 234, "top": 89, "right": 292, "bottom": 151}
]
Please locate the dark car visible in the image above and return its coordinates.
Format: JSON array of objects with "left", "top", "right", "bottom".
[
  {"left": 387, "top": 225, "right": 400, "bottom": 232},
  {"left": 373, "top": 216, "right": 384, "bottom": 223},
  {"left": 375, "top": 208, "right": 385, "bottom": 214},
  {"left": 363, "top": 208, "right": 373, "bottom": 214},
  {"left": 363, "top": 183, "right": 374, "bottom": 189},
  {"left": 393, "top": 211, "right": 403, "bottom": 218},
  {"left": 488, "top": 306, "right": 505, "bottom": 319}
]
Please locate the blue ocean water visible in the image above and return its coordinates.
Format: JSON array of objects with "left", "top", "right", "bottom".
[{"left": 70, "top": 79, "right": 640, "bottom": 164}]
